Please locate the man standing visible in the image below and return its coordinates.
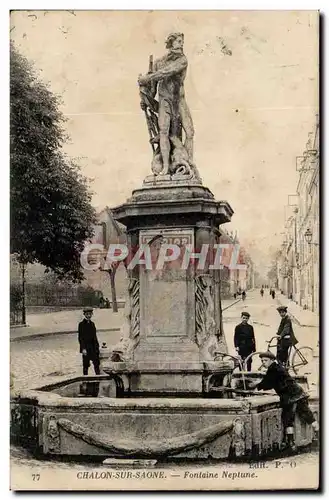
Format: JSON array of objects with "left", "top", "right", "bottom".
[
  {"left": 249, "top": 352, "right": 318, "bottom": 450},
  {"left": 78, "top": 307, "right": 100, "bottom": 376},
  {"left": 234, "top": 312, "right": 256, "bottom": 371},
  {"left": 138, "top": 32, "right": 194, "bottom": 174},
  {"left": 276, "top": 306, "right": 298, "bottom": 366}
]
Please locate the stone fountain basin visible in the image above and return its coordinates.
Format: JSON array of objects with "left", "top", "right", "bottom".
[{"left": 10, "top": 375, "right": 319, "bottom": 460}]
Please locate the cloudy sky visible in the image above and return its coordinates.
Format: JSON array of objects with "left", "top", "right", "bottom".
[{"left": 11, "top": 10, "right": 318, "bottom": 276}]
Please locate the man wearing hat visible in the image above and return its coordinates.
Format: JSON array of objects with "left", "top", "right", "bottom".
[
  {"left": 78, "top": 307, "right": 100, "bottom": 376},
  {"left": 234, "top": 312, "right": 256, "bottom": 371},
  {"left": 276, "top": 306, "right": 298, "bottom": 366},
  {"left": 249, "top": 352, "right": 318, "bottom": 450}
]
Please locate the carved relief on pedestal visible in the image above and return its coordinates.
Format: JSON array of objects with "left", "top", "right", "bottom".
[
  {"left": 195, "top": 274, "right": 219, "bottom": 360},
  {"left": 232, "top": 418, "right": 246, "bottom": 457},
  {"left": 57, "top": 418, "right": 234, "bottom": 457},
  {"left": 46, "top": 415, "right": 60, "bottom": 453},
  {"left": 128, "top": 278, "right": 140, "bottom": 341},
  {"left": 260, "top": 409, "right": 282, "bottom": 452},
  {"left": 195, "top": 275, "right": 215, "bottom": 344},
  {"left": 110, "top": 277, "right": 140, "bottom": 361}
]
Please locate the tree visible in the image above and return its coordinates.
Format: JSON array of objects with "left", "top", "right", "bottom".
[{"left": 10, "top": 42, "right": 96, "bottom": 282}]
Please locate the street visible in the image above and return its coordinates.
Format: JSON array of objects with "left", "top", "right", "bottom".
[{"left": 11, "top": 290, "right": 319, "bottom": 391}]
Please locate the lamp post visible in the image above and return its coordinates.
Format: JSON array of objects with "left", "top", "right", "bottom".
[
  {"left": 304, "top": 228, "right": 315, "bottom": 312},
  {"left": 21, "top": 262, "right": 26, "bottom": 326}
]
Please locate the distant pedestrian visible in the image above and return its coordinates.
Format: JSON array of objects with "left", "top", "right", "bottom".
[
  {"left": 242, "top": 290, "right": 246, "bottom": 301},
  {"left": 233, "top": 293, "right": 237, "bottom": 299},
  {"left": 271, "top": 290, "right": 276, "bottom": 299},
  {"left": 249, "top": 352, "right": 318, "bottom": 450},
  {"left": 260, "top": 288, "right": 264, "bottom": 297},
  {"left": 234, "top": 312, "right": 256, "bottom": 371},
  {"left": 275, "top": 306, "right": 298, "bottom": 366},
  {"left": 78, "top": 307, "right": 100, "bottom": 376}
]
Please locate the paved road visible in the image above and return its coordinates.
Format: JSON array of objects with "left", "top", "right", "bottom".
[
  {"left": 11, "top": 290, "right": 319, "bottom": 391},
  {"left": 223, "top": 289, "right": 319, "bottom": 385},
  {"left": 224, "top": 289, "right": 319, "bottom": 351},
  {"left": 11, "top": 329, "right": 121, "bottom": 391}
]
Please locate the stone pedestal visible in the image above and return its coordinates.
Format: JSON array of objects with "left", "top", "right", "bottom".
[{"left": 105, "top": 176, "right": 234, "bottom": 393}]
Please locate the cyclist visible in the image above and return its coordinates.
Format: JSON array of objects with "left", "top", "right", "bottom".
[
  {"left": 276, "top": 305, "right": 298, "bottom": 366},
  {"left": 249, "top": 351, "right": 319, "bottom": 450}
]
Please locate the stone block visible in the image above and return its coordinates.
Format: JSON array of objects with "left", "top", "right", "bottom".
[{"left": 129, "top": 372, "right": 202, "bottom": 393}]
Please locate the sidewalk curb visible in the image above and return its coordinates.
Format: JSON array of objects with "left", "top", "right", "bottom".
[
  {"left": 10, "top": 327, "right": 121, "bottom": 343},
  {"left": 222, "top": 298, "right": 242, "bottom": 311},
  {"left": 10, "top": 294, "right": 253, "bottom": 343}
]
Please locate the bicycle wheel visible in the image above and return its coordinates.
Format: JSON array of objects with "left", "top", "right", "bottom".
[{"left": 291, "top": 346, "right": 314, "bottom": 376}]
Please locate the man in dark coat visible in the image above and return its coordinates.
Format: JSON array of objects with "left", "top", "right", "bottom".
[
  {"left": 249, "top": 352, "right": 318, "bottom": 449},
  {"left": 234, "top": 312, "right": 256, "bottom": 371},
  {"left": 276, "top": 306, "right": 298, "bottom": 366},
  {"left": 78, "top": 307, "right": 100, "bottom": 375}
]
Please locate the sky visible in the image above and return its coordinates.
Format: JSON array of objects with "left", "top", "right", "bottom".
[{"left": 10, "top": 10, "right": 319, "bottom": 277}]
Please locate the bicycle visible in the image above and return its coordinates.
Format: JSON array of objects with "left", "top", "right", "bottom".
[{"left": 243, "top": 336, "right": 314, "bottom": 376}]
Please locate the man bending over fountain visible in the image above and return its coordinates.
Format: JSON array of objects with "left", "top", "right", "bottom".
[{"left": 249, "top": 351, "right": 318, "bottom": 451}]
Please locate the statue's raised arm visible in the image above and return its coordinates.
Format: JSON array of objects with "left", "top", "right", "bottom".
[{"left": 138, "top": 33, "right": 200, "bottom": 180}]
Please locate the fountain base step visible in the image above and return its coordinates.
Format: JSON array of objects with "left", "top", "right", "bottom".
[
  {"left": 102, "top": 458, "right": 157, "bottom": 467},
  {"left": 103, "top": 360, "right": 235, "bottom": 394}
]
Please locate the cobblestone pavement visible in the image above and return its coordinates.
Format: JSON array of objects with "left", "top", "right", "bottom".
[
  {"left": 10, "top": 330, "right": 122, "bottom": 391},
  {"left": 11, "top": 290, "right": 319, "bottom": 391}
]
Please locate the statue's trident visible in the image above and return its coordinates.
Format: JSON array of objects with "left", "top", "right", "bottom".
[
  {"left": 148, "top": 54, "right": 153, "bottom": 74},
  {"left": 139, "top": 55, "right": 159, "bottom": 153}
]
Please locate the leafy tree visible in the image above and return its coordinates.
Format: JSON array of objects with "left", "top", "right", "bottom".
[{"left": 10, "top": 42, "right": 96, "bottom": 282}]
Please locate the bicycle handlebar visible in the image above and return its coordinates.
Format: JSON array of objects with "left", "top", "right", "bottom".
[{"left": 265, "top": 336, "right": 278, "bottom": 345}]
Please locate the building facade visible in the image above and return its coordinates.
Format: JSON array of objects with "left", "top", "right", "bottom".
[
  {"left": 85, "top": 207, "right": 128, "bottom": 302},
  {"left": 219, "top": 229, "right": 255, "bottom": 298},
  {"left": 276, "top": 116, "right": 319, "bottom": 313}
]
